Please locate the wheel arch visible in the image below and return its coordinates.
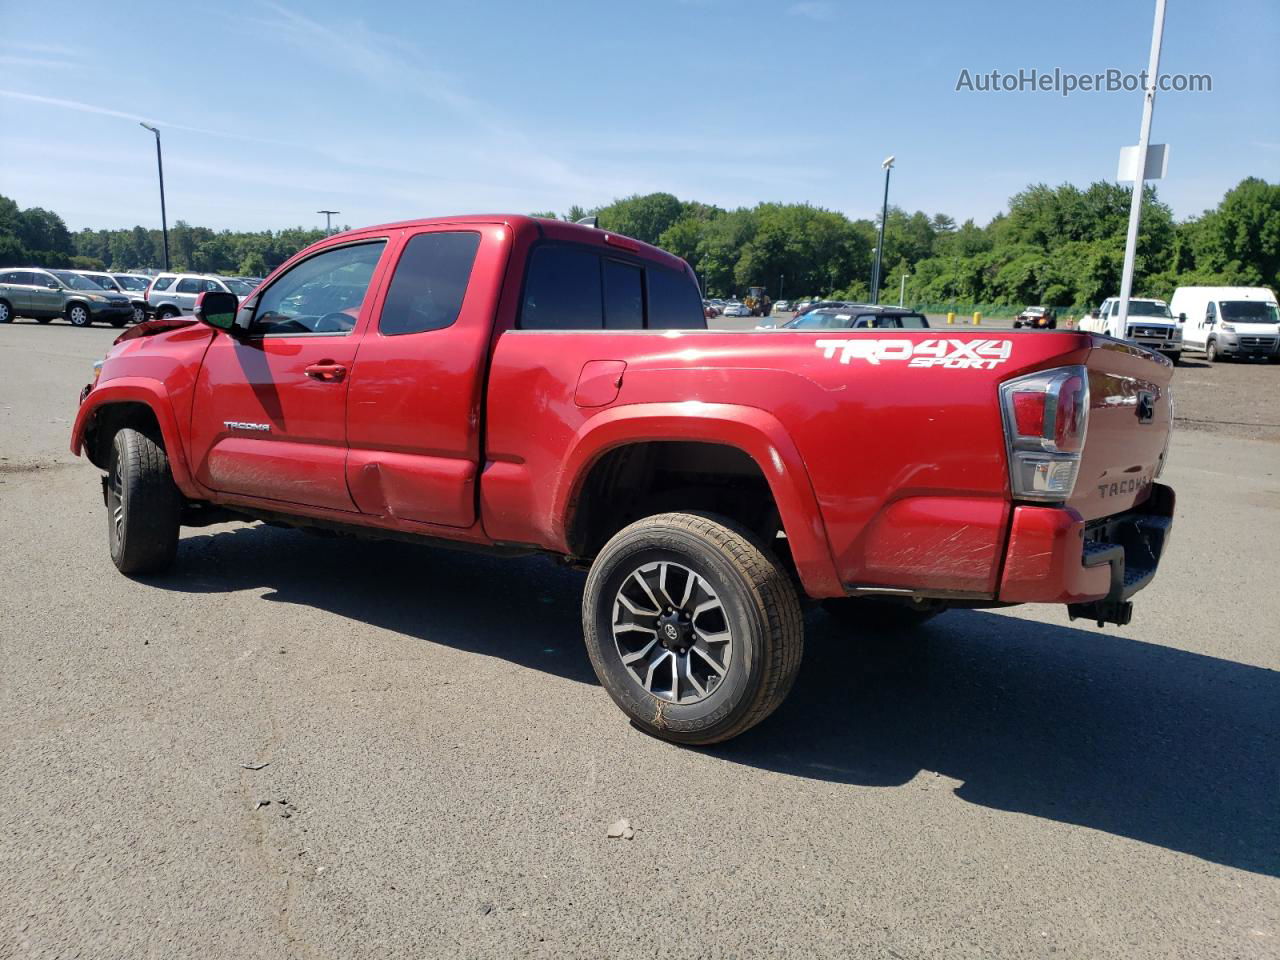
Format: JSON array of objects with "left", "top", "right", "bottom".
[
  {"left": 72, "top": 379, "right": 198, "bottom": 497},
  {"left": 556, "top": 403, "right": 842, "bottom": 598}
]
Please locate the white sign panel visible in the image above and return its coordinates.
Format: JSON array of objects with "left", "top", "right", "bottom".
[{"left": 1117, "top": 143, "right": 1169, "bottom": 182}]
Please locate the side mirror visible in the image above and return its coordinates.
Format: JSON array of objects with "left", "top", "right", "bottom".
[
  {"left": 46, "top": 280, "right": 60, "bottom": 289},
  {"left": 195, "top": 291, "right": 238, "bottom": 330},
  {"left": 1178, "top": 312, "right": 1186, "bottom": 323},
  {"left": 1090, "top": 309, "right": 1100, "bottom": 319}
]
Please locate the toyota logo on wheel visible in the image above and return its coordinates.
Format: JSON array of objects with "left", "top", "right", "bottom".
[{"left": 664, "top": 624, "right": 679, "bottom": 640}]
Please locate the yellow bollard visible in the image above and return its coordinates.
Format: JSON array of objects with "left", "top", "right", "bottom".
[
  {"left": 946, "top": 312, "right": 955, "bottom": 325},
  {"left": 972, "top": 311, "right": 981, "bottom": 325}
]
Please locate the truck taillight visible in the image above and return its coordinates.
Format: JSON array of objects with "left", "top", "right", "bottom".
[{"left": 999, "top": 365, "right": 1090, "bottom": 502}]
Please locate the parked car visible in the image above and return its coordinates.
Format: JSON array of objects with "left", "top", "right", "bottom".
[
  {"left": 146, "top": 274, "right": 258, "bottom": 319},
  {"left": 1078, "top": 297, "right": 1180, "bottom": 364},
  {"left": 702, "top": 299, "right": 721, "bottom": 319},
  {"left": 72, "top": 270, "right": 150, "bottom": 324},
  {"left": 773, "top": 300, "right": 792, "bottom": 312},
  {"left": 72, "top": 214, "right": 1175, "bottom": 745},
  {"left": 0, "top": 267, "right": 134, "bottom": 327},
  {"left": 792, "top": 299, "right": 854, "bottom": 319},
  {"left": 721, "top": 301, "right": 751, "bottom": 317},
  {"left": 1014, "top": 306, "right": 1056, "bottom": 329},
  {"left": 768, "top": 306, "right": 930, "bottom": 330},
  {"left": 1168, "top": 286, "right": 1279, "bottom": 363}
]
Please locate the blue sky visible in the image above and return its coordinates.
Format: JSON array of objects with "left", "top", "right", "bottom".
[{"left": 1, "top": 0, "right": 1276, "bottom": 233}]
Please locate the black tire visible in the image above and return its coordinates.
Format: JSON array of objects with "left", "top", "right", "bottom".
[
  {"left": 132, "top": 305, "right": 146, "bottom": 324},
  {"left": 1205, "top": 339, "right": 1220, "bottom": 363},
  {"left": 155, "top": 306, "right": 178, "bottom": 320},
  {"left": 106, "top": 427, "right": 182, "bottom": 575},
  {"left": 1167, "top": 351, "right": 1181, "bottom": 365},
  {"left": 67, "top": 302, "right": 92, "bottom": 327},
  {"left": 822, "top": 596, "right": 946, "bottom": 632},
  {"left": 582, "top": 513, "right": 804, "bottom": 746},
  {"left": 0, "top": 299, "right": 12, "bottom": 323}
]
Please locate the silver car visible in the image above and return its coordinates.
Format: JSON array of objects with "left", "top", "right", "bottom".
[
  {"left": 0, "top": 267, "right": 134, "bottom": 327},
  {"left": 146, "top": 273, "right": 257, "bottom": 319},
  {"left": 71, "top": 270, "right": 149, "bottom": 324}
]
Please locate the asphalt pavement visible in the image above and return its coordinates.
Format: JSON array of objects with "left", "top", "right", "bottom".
[{"left": 1, "top": 318, "right": 1277, "bottom": 959}]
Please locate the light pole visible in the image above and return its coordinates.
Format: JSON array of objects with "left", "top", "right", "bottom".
[
  {"left": 1115, "top": 0, "right": 1167, "bottom": 335},
  {"left": 318, "top": 210, "right": 340, "bottom": 235},
  {"left": 138, "top": 123, "right": 170, "bottom": 270},
  {"left": 870, "top": 155, "right": 894, "bottom": 305},
  {"left": 779, "top": 273, "right": 784, "bottom": 301}
]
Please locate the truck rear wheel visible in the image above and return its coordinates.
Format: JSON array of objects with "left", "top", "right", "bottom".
[
  {"left": 582, "top": 513, "right": 804, "bottom": 745},
  {"left": 106, "top": 427, "right": 182, "bottom": 575}
]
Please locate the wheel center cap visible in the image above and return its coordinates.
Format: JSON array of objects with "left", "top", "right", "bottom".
[{"left": 657, "top": 612, "right": 691, "bottom": 650}]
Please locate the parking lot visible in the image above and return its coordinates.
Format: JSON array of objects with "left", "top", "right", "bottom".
[{"left": 1, "top": 319, "right": 1276, "bottom": 958}]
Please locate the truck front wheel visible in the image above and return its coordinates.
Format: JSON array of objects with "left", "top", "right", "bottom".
[
  {"left": 582, "top": 513, "right": 804, "bottom": 745},
  {"left": 1205, "top": 339, "right": 1221, "bottom": 363},
  {"left": 106, "top": 427, "right": 182, "bottom": 575}
]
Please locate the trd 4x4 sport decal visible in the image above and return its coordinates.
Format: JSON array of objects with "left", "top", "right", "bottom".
[{"left": 814, "top": 338, "right": 1013, "bottom": 369}]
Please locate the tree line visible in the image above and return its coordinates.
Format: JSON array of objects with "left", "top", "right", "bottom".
[
  {"left": 536, "top": 176, "right": 1279, "bottom": 307},
  {"left": 3, "top": 175, "right": 1275, "bottom": 308},
  {"left": 0, "top": 194, "right": 336, "bottom": 278}
]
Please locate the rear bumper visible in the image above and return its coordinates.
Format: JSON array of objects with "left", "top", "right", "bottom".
[{"left": 998, "top": 483, "right": 1175, "bottom": 615}]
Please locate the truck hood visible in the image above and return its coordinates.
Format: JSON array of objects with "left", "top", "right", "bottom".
[{"left": 113, "top": 316, "right": 199, "bottom": 344}]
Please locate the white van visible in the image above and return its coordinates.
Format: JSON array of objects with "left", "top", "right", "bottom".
[
  {"left": 1168, "top": 286, "right": 1279, "bottom": 363},
  {"left": 1078, "top": 297, "right": 1181, "bottom": 363}
]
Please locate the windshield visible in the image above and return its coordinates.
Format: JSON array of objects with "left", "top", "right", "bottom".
[
  {"left": 114, "top": 275, "right": 150, "bottom": 291},
  {"left": 1127, "top": 300, "right": 1173, "bottom": 318},
  {"left": 84, "top": 274, "right": 121, "bottom": 291},
  {"left": 785, "top": 311, "right": 852, "bottom": 329},
  {"left": 224, "top": 279, "right": 255, "bottom": 296},
  {"left": 1024, "top": 307, "right": 1045, "bottom": 314},
  {"left": 51, "top": 271, "right": 103, "bottom": 291},
  {"left": 1219, "top": 300, "right": 1279, "bottom": 323}
]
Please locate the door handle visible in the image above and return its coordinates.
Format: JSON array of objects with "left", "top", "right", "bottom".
[{"left": 305, "top": 362, "right": 347, "bottom": 382}]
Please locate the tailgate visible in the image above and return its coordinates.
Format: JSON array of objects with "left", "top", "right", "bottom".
[{"left": 1070, "top": 339, "right": 1174, "bottom": 522}]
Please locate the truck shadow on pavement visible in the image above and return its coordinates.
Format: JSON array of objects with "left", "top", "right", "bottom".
[{"left": 163, "top": 524, "right": 1277, "bottom": 878}]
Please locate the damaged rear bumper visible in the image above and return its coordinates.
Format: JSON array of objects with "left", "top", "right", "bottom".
[{"left": 998, "top": 483, "right": 1175, "bottom": 624}]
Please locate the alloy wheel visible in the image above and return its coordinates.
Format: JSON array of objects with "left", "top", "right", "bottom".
[{"left": 611, "top": 560, "right": 733, "bottom": 704}]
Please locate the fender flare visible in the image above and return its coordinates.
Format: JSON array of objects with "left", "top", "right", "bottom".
[
  {"left": 554, "top": 401, "right": 843, "bottom": 598},
  {"left": 71, "top": 378, "right": 199, "bottom": 497}
]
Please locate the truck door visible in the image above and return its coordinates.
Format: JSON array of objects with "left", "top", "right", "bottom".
[
  {"left": 1203, "top": 300, "right": 1217, "bottom": 344},
  {"left": 344, "top": 225, "right": 502, "bottom": 528},
  {"left": 187, "top": 239, "right": 391, "bottom": 512}
]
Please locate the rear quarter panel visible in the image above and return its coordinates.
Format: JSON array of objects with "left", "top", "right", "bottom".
[{"left": 483, "top": 329, "right": 1097, "bottom": 598}]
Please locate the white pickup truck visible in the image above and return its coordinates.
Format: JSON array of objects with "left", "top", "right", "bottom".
[{"left": 1078, "top": 297, "right": 1181, "bottom": 364}]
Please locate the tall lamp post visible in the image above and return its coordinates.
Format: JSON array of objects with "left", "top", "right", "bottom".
[
  {"left": 138, "top": 123, "right": 170, "bottom": 271},
  {"left": 318, "top": 210, "right": 340, "bottom": 235},
  {"left": 870, "top": 155, "right": 894, "bottom": 305}
]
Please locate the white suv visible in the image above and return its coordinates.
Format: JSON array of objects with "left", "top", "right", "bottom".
[{"left": 146, "top": 274, "right": 257, "bottom": 319}]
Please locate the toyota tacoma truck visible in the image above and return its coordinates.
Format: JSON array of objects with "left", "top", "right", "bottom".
[{"left": 71, "top": 215, "right": 1175, "bottom": 745}]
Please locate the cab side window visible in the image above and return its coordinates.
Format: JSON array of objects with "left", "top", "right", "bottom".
[
  {"left": 520, "top": 246, "right": 603, "bottom": 330},
  {"left": 252, "top": 241, "right": 387, "bottom": 336},
  {"left": 379, "top": 232, "right": 481, "bottom": 336}
]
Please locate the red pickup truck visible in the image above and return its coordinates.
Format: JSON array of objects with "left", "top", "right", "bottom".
[{"left": 71, "top": 215, "right": 1175, "bottom": 745}]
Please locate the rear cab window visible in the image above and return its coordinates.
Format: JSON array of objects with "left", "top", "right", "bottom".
[{"left": 518, "top": 242, "right": 705, "bottom": 332}]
